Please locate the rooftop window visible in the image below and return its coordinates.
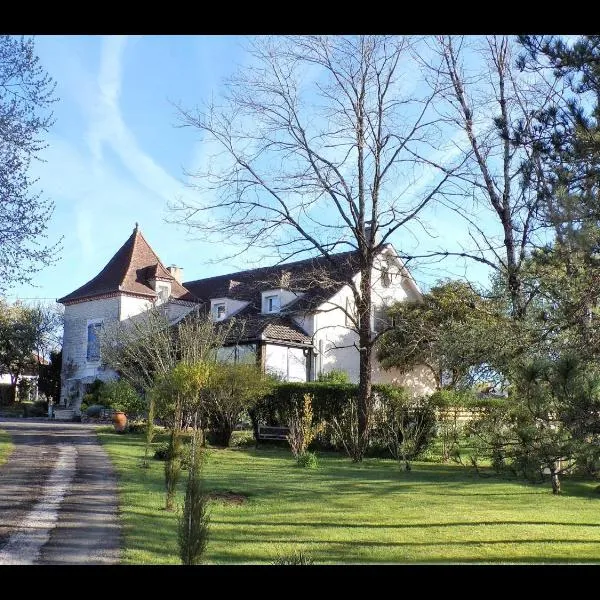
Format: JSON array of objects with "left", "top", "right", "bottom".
[
  {"left": 213, "top": 302, "right": 226, "bottom": 321},
  {"left": 264, "top": 294, "right": 280, "bottom": 313}
]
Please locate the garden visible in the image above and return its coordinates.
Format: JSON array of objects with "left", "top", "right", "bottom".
[
  {"left": 88, "top": 309, "right": 600, "bottom": 565},
  {"left": 99, "top": 427, "right": 600, "bottom": 564}
]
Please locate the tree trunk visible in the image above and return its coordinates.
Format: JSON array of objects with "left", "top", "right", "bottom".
[
  {"left": 551, "top": 468, "right": 561, "bottom": 495},
  {"left": 214, "top": 417, "right": 234, "bottom": 447},
  {"left": 356, "top": 265, "right": 373, "bottom": 462},
  {"left": 248, "top": 407, "right": 260, "bottom": 448},
  {"left": 504, "top": 238, "right": 524, "bottom": 319},
  {"left": 9, "top": 375, "right": 17, "bottom": 403}
]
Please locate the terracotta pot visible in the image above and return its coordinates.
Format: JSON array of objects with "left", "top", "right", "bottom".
[{"left": 113, "top": 411, "right": 127, "bottom": 432}]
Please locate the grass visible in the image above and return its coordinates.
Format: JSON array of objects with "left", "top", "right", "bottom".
[
  {"left": 0, "top": 429, "right": 13, "bottom": 466},
  {"left": 98, "top": 431, "right": 600, "bottom": 564}
]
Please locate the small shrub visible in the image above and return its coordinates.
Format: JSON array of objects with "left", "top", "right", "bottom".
[
  {"left": 178, "top": 432, "right": 210, "bottom": 565},
  {"left": 81, "top": 379, "right": 108, "bottom": 410},
  {"left": 81, "top": 393, "right": 97, "bottom": 413},
  {"left": 287, "top": 394, "right": 324, "bottom": 458},
  {"left": 154, "top": 442, "right": 171, "bottom": 461},
  {"left": 181, "top": 444, "right": 193, "bottom": 470},
  {"left": 100, "top": 379, "right": 145, "bottom": 416},
  {"left": 316, "top": 369, "right": 350, "bottom": 384},
  {"left": 272, "top": 549, "right": 315, "bottom": 565},
  {"left": 126, "top": 421, "right": 148, "bottom": 434},
  {"left": 154, "top": 440, "right": 194, "bottom": 465},
  {"left": 230, "top": 430, "right": 255, "bottom": 448},
  {"left": 86, "top": 404, "right": 108, "bottom": 418},
  {"left": 297, "top": 451, "right": 319, "bottom": 469},
  {"left": 417, "top": 445, "right": 438, "bottom": 463},
  {"left": 331, "top": 398, "right": 365, "bottom": 462},
  {"left": 374, "top": 389, "right": 436, "bottom": 469},
  {"left": 165, "top": 429, "right": 183, "bottom": 511}
]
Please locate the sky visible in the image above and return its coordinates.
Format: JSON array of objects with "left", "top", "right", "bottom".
[{"left": 7, "top": 35, "right": 497, "bottom": 304}]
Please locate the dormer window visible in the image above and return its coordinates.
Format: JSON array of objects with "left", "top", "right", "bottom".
[
  {"left": 265, "top": 294, "right": 280, "bottom": 313},
  {"left": 156, "top": 284, "right": 170, "bottom": 304},
  {"left": 213, "top": 302, "right": 226, "bottom": 321}
]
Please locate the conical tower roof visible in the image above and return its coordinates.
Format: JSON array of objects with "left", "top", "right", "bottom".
[{"left": 58, "top": 225, "right": 193, "bottom": 304}]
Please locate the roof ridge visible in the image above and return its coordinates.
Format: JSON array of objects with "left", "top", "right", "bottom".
[
  {"left": 118, "top": 228, "right": 140, "bottom": 290},
  {"left": 184, "top": 248, "right": 360, "bottom": 286}
]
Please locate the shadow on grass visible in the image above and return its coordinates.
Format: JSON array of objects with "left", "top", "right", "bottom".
[
  {"left": 209, "top": 518, "right": 600, "bottom": 530},
  {"left": 100, "top": 431, "right": 600, "bottom": 564},
  {"left": 208, "top": 536, "right": 600, "bottom": 564},
  {"left": 209, "top": 536, "right": 600, "bottom": 548},
  {"left": 103, "top": 432, "right": 600, "bottom": 502}
]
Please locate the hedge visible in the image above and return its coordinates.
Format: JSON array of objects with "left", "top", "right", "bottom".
[
  {"left": 249, "top": 382, "right": 507, "bottom": 455},
  {"left": 250, "top": 382, "right": 417, "bottom": 453}
]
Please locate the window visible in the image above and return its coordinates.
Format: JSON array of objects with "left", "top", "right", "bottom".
[
  {"left": 157, "top": 285, "right": 169, "bottom": 304},
  {"left": 381, "top": 266, "right": 391, "bottom": 288},
  {"left": 213, "top": 302, "right": 226, "bottom": 321},
  {"left": 87, "top": 322, "right": 102, "bottom": 362},
  {"left": 265, "top": 294, "right": 280, "bottom": 313}
]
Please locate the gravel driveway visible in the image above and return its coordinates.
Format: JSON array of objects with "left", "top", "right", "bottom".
[{"left": 0, "top": 419, "right": 120, "bottom": 565}]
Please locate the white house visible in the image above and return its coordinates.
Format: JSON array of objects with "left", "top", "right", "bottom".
[
  {"left": 58, "top": 225, "right": 436, "bottom": 411},
  {"left": 0, "top": 354, "right": 45, "bottom": 402}
]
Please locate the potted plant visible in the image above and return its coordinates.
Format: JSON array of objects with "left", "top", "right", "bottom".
[
  {"left": 100, "top": 380, "right": 143, "bottom": 433},
  {"left": 113, "top": 410, "right": 128, "bottom": 432}
]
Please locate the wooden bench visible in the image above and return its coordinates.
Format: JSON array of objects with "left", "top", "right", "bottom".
[{"left": 257, "top": 425, "right": 290, "bottom": 441}]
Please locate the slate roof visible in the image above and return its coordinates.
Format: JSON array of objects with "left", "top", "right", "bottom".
[
  {"left": 183, "top": 250, "right": 365, "bottom": 347},
  {"left": 60, "top": 228, "right": 409, "bottom": 348},
  {"left": 184, "top": 249, "right": 361, "bottom": 314},
  {"left": 221, "top": 312, "right": 313, "bottom": 346},
  {"left": 58, "top": 226, "right": 194, "bottom": 304}
]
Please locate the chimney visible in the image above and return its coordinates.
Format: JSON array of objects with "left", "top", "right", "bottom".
[
  {"left": 280, "top": 270, "right": 291, "bottom": 289},
  {"left": 168, "top": 265, "right": 183, "bottom": 284},
  {"left": 228, "top": 280, "right": 242, "bottom": 292}
]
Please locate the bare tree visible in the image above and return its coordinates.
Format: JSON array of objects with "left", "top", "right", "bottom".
[
  {"left": 99, "top": 307, "right": 234, "bottom": 395},
  {"left": 172, "top": 36, "right": 459, "bottom": 460},
  {"left": 377, "top": 393, "right": 436, "bottom": 471},
  {"left": 0, "top": 35, "right": 61, "bottom": 291},
  {"left": 420, "top": 36, "right": 560, "bottom": 317}
]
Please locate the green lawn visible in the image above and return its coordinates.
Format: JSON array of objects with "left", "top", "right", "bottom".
[
  {"left": 0, "top": 429, "right": 13, "bottom": 465},
  {"left": 98, "top": 431, "right": 600, "bottom": 564}
]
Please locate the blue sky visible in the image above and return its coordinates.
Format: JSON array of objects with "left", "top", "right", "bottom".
[{"left": 8, "top": 35, "right": 495, "bottom": 303}]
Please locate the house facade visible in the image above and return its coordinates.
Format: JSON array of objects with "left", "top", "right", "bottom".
[
  {"left": 0, "top": 353, "right": 47, "bottom": 402},
  {"left": 58, "top": 225, "right": 436, "bottom": 410}
]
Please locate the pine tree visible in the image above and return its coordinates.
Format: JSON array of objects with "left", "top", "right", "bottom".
[{"left": 178, "top": 423, "right": 210, "bottom": 564}]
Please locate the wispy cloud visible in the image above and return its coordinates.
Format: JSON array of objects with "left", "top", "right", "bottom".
[
  {"left": 98, "top": 35, "right": 128, "bottom": 107},
  {"left": 86, "top": 36, "right": 193, "bottom": 207}
]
